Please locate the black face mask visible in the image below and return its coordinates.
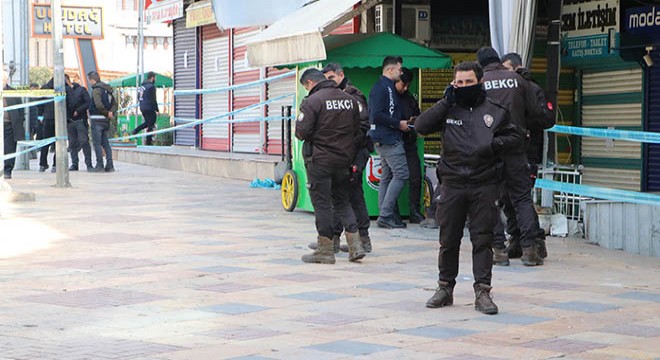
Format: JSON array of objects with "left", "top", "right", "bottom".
[{"left": 454, "top": 83, "right": 483, "bottom": 108}]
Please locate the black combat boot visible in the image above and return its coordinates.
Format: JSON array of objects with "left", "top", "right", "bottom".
[
  {"left": 301, "top": 236, "right": 336, "bottom": 264},
  {"left": 308, "top": 234, "right": 340, "bottom": 253},
  {"left": 426, "top": 281, "right": 454, "bottom": 308},
  {"left": 474, "top": 283, "right": 498, "bottom": 315},
  {"left": 521, "top": 245, "right": 543, "bottom": 266},
  {"left": 493, "top": 247, "right": 510, "bottom": 266},
  {"left": 345, "top": 231, "right": 365, "bottom": 262},
  {"left": 537, "top": 237, "right": 548, "bottom": 259}
]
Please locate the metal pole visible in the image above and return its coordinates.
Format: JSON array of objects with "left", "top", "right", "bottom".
[
  {"left": 0, "top": 0, "right": 5, "bottom": 187},
  {"left": 22, "top": 0, "right": 30, "bottom": 141},
  {"left": 541, "top": 0, "right": 562, "bottom": 208},
  {"left": 135, "top": 0, "right": 145, "bottom": 142},
  {"left": 52, "top": 0, "right": 70, "bottom": 187}
]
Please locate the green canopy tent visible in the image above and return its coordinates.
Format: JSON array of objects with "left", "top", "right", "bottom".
[
  {"left": 107, "top": 72, "right": 173, "bottom": 88},
  {"left": 322, "top": 32, "right": 452, "bottom": 69},
  {"left": 291, "top": 32, "right": 453, "bottom": 101}
]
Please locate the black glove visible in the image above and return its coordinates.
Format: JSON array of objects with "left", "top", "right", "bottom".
[{"left": 443, "top": 85, "right": 456, "bottom": 105}]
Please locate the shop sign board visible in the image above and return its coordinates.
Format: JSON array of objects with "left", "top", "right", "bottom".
[
  {"left": 625, "top": 6, "right": 660, "bottom": 42},
  {"left": 32, "top": 4, "right": 103, "bottom": 39},
  {"left": 186, "top": 0, "right": 216, "bottom": 28},
  {"left": 145, "top": 0, "right": 184, "bottom": 24},
  {"left": 561, "top": 0, "right": 619, "bottom": 63}
]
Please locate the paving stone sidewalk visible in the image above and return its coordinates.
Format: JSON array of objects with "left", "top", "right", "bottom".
[{"left": 0, "top": 160, "right": 659, "bottom": 360}]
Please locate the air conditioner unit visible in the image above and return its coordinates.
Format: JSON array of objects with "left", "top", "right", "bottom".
[{"left": 375, "top": 4, "right": 430, "bottom": 43}]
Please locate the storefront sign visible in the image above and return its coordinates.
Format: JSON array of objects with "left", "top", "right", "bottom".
[
  {"left": 145, "top": 0, "right": 184, "bottom": 24},
  {"left": 625, "top": 6, "right": 660, "bottom": 41},
  {"left": 32, "top": 5, "right": 103, "bottom": 39},
  {"left": 186, "top": 0, "right": 215, "bottom": 28},
  {"left": 561, "top": 0, "right": 619, "bottom": 63}
]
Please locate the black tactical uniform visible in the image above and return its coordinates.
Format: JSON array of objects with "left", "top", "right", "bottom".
[
  {"left": 400, "top": 90, "right": 424, "bottom": 222},
  {"left": 480, "top": 59, "right": 546, "bottom": 265},
  {"left": 3, "top": 85, "right": 24, "bottom": 179},
  {"left": 416, "top": 88, "right": 522, "bottom": 301},
  {"left": 296, "top": 79, "right": 365, "bottom": 263},
  {"left": 330, "top": 77, "right": 371, "bottom": 248},
  {"left": 493, "top": 68, "right": 555, "bottom": 257}
]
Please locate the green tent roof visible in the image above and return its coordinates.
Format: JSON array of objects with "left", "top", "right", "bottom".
[
  {"left": 319, "top": 32, "right": 452, "bottom": 69},
  {"left": 107, "top": 72, "right": 173, "bottom": 88}
]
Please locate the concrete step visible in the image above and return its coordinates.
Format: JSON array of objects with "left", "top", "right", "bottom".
[{"left": 112, "top": 145, "right": 280, "bottom": 181}]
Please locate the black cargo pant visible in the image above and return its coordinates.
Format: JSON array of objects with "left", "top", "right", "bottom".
[
  {"left": 68, "top": 120, "right": 92, "bottom": 168},
  {"left": 496, "top": 152, "right": 543, "bottom": 249},
  {"left": 332, "top": 148, "right": 370, "bottom": 237},
  {"left": 493, "top": 163, "right": 545, "bottom": 249},
  {"left": 404, "top": 139, "right": 422, "bottom": 213},
  {"left": 306, "top": 162, "right": 358, "bottom": 239},
  {"left": 435, "top": 182, "right": 498, "bottom": 287},
  {"left": 39, "top": 119, "right": 55, "bottom": 168},
  {"left": 135, "top": 110, "right": 157, "bottom": 145},
  {"left": 3, "top": 122, "right": 16, "bottom": 174}
]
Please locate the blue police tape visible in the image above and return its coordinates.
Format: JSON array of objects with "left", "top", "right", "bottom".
[
  {"left": 111, "top": 93, "right": 295, "bottom": 141},
  {"left": 535, "top": 179, "right": 660, "bottom": 206},
  {"left": 173, "top": 70, "right": 296, "bottom": 96},
  {"left": 117, "top": 102, "right": 173, "bottom": 113},
  {"left": 549, "top": 125, "right": 660, "bottom": 144},
  {"left": 0, "top": 96, "right": 64, "bottom": 112},
  {"left": 0, "top": 136, "right": 65, "bottom": 162}
]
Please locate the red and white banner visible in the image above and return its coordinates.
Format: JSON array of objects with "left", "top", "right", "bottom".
[{"left": 145, "top": 0, "right": 183, "bottom": 24}]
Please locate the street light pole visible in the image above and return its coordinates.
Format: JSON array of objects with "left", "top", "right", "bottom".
[{"left": 52, "top": 0, "right": 70, "bottom": 187}]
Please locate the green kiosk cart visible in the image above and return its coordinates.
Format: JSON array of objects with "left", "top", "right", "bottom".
[
  {"left": 281, "top": 33, "right": 452, "bottom": 217},
  {"left": 108, "top": 72, "right": 174, "bottom": 145}
]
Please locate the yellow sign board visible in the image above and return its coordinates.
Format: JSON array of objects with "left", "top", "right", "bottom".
[
  {"left": 186, "top": 0, "right": 215, "bottom": 28},
  {"left": 32, "top": 5, "right": 103, "bottom": 39}
]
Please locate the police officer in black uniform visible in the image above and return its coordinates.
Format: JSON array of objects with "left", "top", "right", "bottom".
[
  {"left": 65, "top": 74, "right": 93, "bottom": 171},
  {"left": 305, "top": 63, "right": 372, "bottom": 254},
  {"left": 477, "top": 47, "right": 545, "bottom": 266},
  {"left": 296, "top": 68, "right": 366, "bottom": 264},
  {"left": 3, "top": 73, "right": 24, "bottom": 179},
  {"left": 396, "top": 67, "right": 426, "bottom": 223},
  {"left": 492, "top": 52, "right": 556, "bottom": 266},
  {"left": 416, "top": 61, "right": 523, "bottom": 315}
]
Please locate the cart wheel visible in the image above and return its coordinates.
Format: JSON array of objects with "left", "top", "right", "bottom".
[
  {"left": 281, "top": 170, "right": 298, "bottom": 212},
  {"left": 423, "top": 176, "right": 433, "bottom": 217}
]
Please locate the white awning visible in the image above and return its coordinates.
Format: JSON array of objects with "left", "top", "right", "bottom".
[
  {"left": 246, "top": 0, "right": 378, "bottom": 68},
  {"left": 211, "top": 0, "right": 308, "bottom": 29}
]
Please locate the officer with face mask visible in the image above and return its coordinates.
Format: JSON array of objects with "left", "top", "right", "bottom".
[{"left": 415, "top": 61, "right": 523, "bottom": 315}]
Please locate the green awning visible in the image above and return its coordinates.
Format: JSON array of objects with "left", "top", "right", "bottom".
[
  {"left": 107, "top": 72, "right": 173, "bottom": 88},
  {"left": 300, "top": 32, "right": 452, "bottom": 70}
]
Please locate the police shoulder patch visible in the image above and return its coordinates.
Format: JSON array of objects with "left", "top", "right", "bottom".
[
  {"left": 483, "top": 114, "right": 494, "bottom": 128},
  {"left": 297, "top": 112, "right": 305, "bottom": 121}
]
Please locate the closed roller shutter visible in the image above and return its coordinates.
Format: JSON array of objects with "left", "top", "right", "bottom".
[
  {"left": 581, "top": 67, "right": 643, "bottom": 191},
  {"left": 232, "top": 27, "right": 262, "bottom": 153},
  {"left": 173, "top": 17, "right": 198, "bottom": 147},
  {"left": 201, "top": 25, "right": 230, "bottom": 151},
  {"left": 266, "top": 67, "right": 296, "bottom": 155}
]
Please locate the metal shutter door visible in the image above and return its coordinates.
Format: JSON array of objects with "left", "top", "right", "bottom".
[
  {"left": 646, "top": 50, "right": 660, "bottom": 191},
  {"left": 266, "top": 67, "right": 296, "bottom": 155},
  {"left": 173, "top": 17, "right": 198, "bottom": 146},
  {"left": 201, "top": 25, "right": 230, "bottom": 151},
  {"left": 581, "top": 68, "right": 642, "bottom": 191},
  {"left": 232, "top": 27, "right": 262, "bottom": 153}
]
